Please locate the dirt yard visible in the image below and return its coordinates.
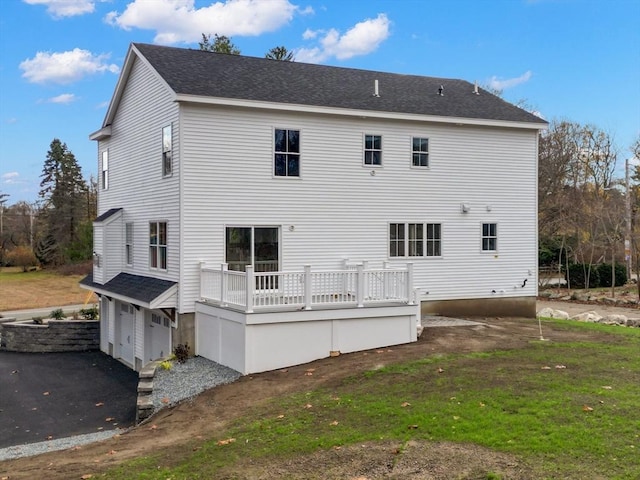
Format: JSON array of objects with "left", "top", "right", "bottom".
[{"left": 1, "top": 299, "right": 637, "bottom": 479}]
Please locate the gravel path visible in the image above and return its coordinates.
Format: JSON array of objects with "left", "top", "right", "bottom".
[{"left": 0, "top": 356, "right": 241, "bottom": 462}]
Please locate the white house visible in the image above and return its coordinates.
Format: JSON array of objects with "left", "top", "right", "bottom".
[{"left": 82, "top": 43, "right": 546, "bottom": 374}]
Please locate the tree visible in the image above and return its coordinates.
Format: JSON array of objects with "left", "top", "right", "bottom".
[
  {"left": 38, "top": 138, "right": 89, "bottom": 265},
  {"left": 265, "top": 46, "right": 294, "bottom": 61},
  {"left": 199, "top": 33, "right": 240, "bottom": 54}
]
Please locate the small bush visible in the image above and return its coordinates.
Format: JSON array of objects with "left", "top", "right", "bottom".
[
  {"left": 80, "top": 306, "right": 99, "bottom": 320},
  {"left": 174, "top": 343, "right": 190, "bottom": 364},
  {"left": 50, "top": 308, "right": 65, "bottom": 320},
  {"left": 565, "top": 263, "right": 600, "bottom": 289},
  {"left": 160, "top": 360, "right": 173, "bottom": 371},
  {"left": 595, "top": 263, "right": 627, "bottom": 288},
  {"left": 6, "top": 246, "right": 38, "bottom": 272}
]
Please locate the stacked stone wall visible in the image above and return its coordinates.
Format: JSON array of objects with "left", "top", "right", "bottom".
[{"left": 0, "top": 319, "right": 99, "bottom": 352}]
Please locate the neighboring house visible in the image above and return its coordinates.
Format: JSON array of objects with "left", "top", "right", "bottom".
[{"left": 81, "top": 43, "right": 547, "bottom": 374}]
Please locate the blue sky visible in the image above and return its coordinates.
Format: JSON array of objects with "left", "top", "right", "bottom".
[{"left": 1, "top": 0, "right": 639, "bottom": 204}]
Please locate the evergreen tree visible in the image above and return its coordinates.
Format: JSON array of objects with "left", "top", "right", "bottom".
[
  {"left": 265, "top": 46, "right": 294, "bottom": 61},
  {"left": 199, "top": 33, "right": 241, "bottom": 54},
  {"left": 39, "top": 139, "right": 89, "bottom": 265}
]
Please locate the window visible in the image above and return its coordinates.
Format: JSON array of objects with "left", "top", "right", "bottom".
[
  {"left": 364, "top": 134, "right": 382, "bottom": 166},
  {"left": 225, "top": 226, "right": 279, "bottom": 273},
  {"left": 412, "top": 137, "right": 429, "bottom": 167},
  {"left": 162, "top": 125, "right": 172, "bottom": 177},
  {"left": 125, "top": 223, "right": 133, "bottom": 266},
  {"left": 149, "top": 221, "right": 167, "bottom": 270},
  {"left": 426, "top": 223, "right": 441, "bottom": 256},
  {"left": 390, "top": 222, "right": 442, "bottom": 257},
  {"left": 389, "top": 223, "right": 405, "bottom": 257},
  {"left": 101, "top": 151, "right": 109, "bottom": 190},
  {"left": 482, "top": 223, "right": 497, "bottom": 251},
  {"left": 274, "top": 129, "right": 300, "bottom": 176}
]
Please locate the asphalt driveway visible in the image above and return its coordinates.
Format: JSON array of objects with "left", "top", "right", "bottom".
[{"left": 0, "top": 351, "right": 138, "bottom": 449}]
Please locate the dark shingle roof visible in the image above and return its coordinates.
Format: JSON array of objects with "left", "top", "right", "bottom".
[
  {"left": 94, "top": 208, "right": 122, "bottom": 223},
  {"left": 133, "top": 43, "right": 546, "bottom": 125},
  {"left": 81, "top": 272, "right": 176, "bottom": 305}
]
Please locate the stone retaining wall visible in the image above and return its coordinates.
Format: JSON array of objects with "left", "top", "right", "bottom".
[{"left": 0, "top": 319, "right": 99, "bottom": 352}]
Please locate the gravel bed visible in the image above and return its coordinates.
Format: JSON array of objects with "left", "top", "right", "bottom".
[
  {"left": 0, "top": 429, "right": 122, "bottom": 461},
  {"left": 0, "top": 357, "right": 241, "bottom": 462},
  {"left": 151, "top": 356, "right": 241, "bottom": 410}
]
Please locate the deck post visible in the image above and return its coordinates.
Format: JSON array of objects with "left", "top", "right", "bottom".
[
  {"left": 356, "top": 264, "right": 365, "bottom": 307},
  {"left": 245, "top": 265, "right": 254, "bottom": 313},
  {"left": 304, "top": 265, "right": 312, "bottom": 310},
  {"left": 406, "top": 263, "right": 415, "bottom": 305},
  {"left": 220, "top": 263, "right": 228, "bottom": 306},
  {"left": 199, "top": 261, "right": 206, "bottom": 300}
]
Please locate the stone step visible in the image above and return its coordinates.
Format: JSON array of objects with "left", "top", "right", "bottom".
[
  {"left": 137, "top": 395, "right": 153, "bottom": 410},
  {"left": 138, "top": 379, "right": 153, "bottom": 394}
]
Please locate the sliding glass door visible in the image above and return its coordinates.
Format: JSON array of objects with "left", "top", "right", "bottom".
[{"left": 225, "top": 226, "right": 279, "bottom": 274}]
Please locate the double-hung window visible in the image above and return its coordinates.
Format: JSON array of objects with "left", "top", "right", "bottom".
[
  {"left": 125, "top": 223, "right": 133, "bottom": 266},
  {"left": 412, "top": 137, "right": 429, "bottom": 167},
  {"left": 149, "top": 221, "right": 167, "bottom": 270},
  {"left": 162, "top": 125, "right": 172, "bottom": 177},
  {"left": 390, "top": 222, "right": 441, "bottom": 257},
  {"left": 364, "top": 134, "right": 382, "bottom": 166},
  {"left": 101, "top": 151, "right": 109, "bottom": 190},
  {"left": 482, "top": 223, "right": 497, "bottom": 251},
  {"left": 274, "top": 129, "right": 300, "bottom": 176}
]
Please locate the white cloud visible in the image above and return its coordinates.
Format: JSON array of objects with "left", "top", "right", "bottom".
[
  {"left": 2, "top": 172, "right": 20, "bottom": 184},
  {"left": 488, "top": 71, "right": 533, "bottom": 91},
  {"left": 96, "top": 100, "right": 110, "bottom": 109},
  {"left": 302, "top": 28, "right": 317, "bottom": 40},
  {"left": 47, "top": 93, "right": 77, "bottom": 104},
  {"left": 296, "top": 13, "right": 390, "bottom": 64},
  {"left": 6, "top": 118, "right": 18, "bottom": 124},
  {"left": 24, "top": 0, "right": 95, "bottom": 18},
  {"left": 106, "top": 0, "right": 297, "bottom": 45},
  {"left": 19, "top": 48, "right": 120, "bottom": 84}
]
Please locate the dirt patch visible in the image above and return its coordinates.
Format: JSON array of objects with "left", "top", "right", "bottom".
[{"left": 0, "top": 311, "right": 628, "bottom": 479}]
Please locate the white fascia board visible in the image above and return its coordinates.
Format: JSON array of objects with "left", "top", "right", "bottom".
[
  {"left": 89, "top": 125, "right": 111, "bottom": 141},
  {"left": 174, "top": 93, "right": 547, "bottom": 131}
]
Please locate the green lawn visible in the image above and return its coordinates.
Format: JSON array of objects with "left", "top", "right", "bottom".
[{"left": 103, "top": 320, "right": 640, "bottom": 479}]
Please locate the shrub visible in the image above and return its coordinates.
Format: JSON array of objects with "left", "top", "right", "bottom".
[
  {"left": 6, "top": 246, "right": 38, "bottom": 272},
  {"left": 160, "top": 360, "right": 173, "bottom": 371},
  {"left": 32, "top": 316, "right": 43, "bottom": 325},
  {"left": 174, "top": 343, "right": 190, "bottom": 364},
  {"left": 50, "top": 308, "right": 65, "bottom": 320},
  {"left": 565, "top": 263, "right": 600, "bottom": 289},
  {"left": 595, "top": 263, "right": 627, "bottom": 288},
  {"left": 80, "top": 306, "right": 99, "bottom": 320}
]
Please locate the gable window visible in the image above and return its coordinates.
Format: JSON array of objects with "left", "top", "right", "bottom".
[
  {"left": 482, "top": 223, "right": 497, "bottom": 251},
  {"left": 364, "top": 134, "right": 382, "bottom": 166},
  {"left": 101, "top": 151, "right": 109, "bottom": 190},
  {"left": 390, "top": 222, "right": 442, "bottom": 257},
  {"left": 162, "top": 125, "right": 172, "bottom": 177},
  {"left": 274, "top": 129, "right": 300, "bottom": 177},
  {"left": 149, "top": 221, "right": 167, "bottom": 270},
  {"left": 412, "top": 137, "right": 429, "bottom": 167},
  {"left": 125, "top": 222, "right": 133, "bottom": 266}
]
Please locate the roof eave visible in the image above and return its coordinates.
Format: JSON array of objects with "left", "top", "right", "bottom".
[
  {"left": 174, "top": 93, "right": 547, "bottom": 130},
  {"left": 89, "top": 125, "right": 111, "bottom": 141},
  {"left": 79, "top": 281, "right": 178, "bottom": 310}
]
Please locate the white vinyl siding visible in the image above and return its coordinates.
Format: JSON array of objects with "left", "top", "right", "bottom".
[
  {"left": 179, "top": 104, "right": 538, "bottom": 310},
  {"left": 96, "top": 55, "right": 179, "bottom": 284}
]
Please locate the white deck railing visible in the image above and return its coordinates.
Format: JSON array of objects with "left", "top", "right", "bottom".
[{"left": 200, "top": 263, "right": 414, "bottom": 313}]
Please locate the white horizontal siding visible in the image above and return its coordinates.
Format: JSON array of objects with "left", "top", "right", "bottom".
[
  {"left": 96, "top": 56, "right": 180, "bottom": 285},
  {"left": 93, "top": 223, "right": 104, "bottom": 284},
  {"left": 178, "top": 104, "right": 538, "bottom": 312}
]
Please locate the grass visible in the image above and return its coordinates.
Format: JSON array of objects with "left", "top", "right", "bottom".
[
  {"left": 0, "top": 266, "right": 96, "bottom": 311},
  {"left": 102, "top": 320, "right": 640, "bottom": 479}
]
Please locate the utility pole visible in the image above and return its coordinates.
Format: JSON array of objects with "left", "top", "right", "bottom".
[{"left": 625, "top": 157, "right": 632, "bottom": 281}]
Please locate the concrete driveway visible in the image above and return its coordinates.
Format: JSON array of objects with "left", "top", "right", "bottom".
[{"left": 0, "top": 350, "right": 138, "bottom": 449}]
